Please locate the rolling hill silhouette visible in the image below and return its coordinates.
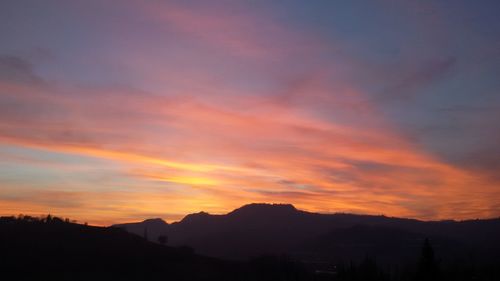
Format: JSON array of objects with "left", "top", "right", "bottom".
[
  {"left": 115, "top": 203, "right": 500, "bottom": 264},
  {"left": 0, "top": 215, "right": 310, "bottom": 281}
]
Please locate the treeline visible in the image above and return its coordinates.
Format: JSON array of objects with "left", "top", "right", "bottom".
[
  {"left": 0, "top": 214, "right": 87, "bottom": 225},
  {"left": 224, "top": 244, "right": 500, "bottom": 281},
  {"left": 317, "top": 239, "right": 500, "bottom": 281},
  {"left": 1, "top": 214, "right": 85, "bottom": 225}
]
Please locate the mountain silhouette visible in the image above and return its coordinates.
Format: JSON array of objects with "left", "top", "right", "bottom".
[
  {"left": 0, "top": 215, "right": 312, "bottom": 281},
  {"left": 3, "top": 207, "right": 500, "bottom": 281},
  {"left": 115, "top": 203, "right": 500, "bottom": 264}
]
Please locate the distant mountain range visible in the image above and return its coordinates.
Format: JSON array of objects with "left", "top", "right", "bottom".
[
  {"left": 3, "top": 205, "right": 500, "bottom": 280},
  {"left": 114, "top": 203, "right": 500, "bottom": 264}
]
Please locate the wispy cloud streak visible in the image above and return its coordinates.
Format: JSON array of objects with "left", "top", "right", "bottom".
[{"left": 0, "top": 1, "right": 499, "bottom": 224}]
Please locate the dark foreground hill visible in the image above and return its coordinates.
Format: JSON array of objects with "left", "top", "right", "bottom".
[
  {"left": 3, "top": 208, "right": 500, "bottom": 281},
  {"left": 115, "top": 203, "right": 500, "bottom": 265},
  {"left": 0, "top": 215, "right": 310, "bottom": 281}
]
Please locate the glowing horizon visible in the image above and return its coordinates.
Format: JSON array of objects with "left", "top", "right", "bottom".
[{"left": 1, "top": 1, "right": 499, "bottom": 225}]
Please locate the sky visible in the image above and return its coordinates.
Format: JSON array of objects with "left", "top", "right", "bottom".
[{"left": 0, "top": 0, "right": 499, "bottom": 225}]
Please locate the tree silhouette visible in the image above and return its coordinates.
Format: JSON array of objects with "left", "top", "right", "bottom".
[{"left": 417, "top": 238, "right": 439, "bottom": 281}]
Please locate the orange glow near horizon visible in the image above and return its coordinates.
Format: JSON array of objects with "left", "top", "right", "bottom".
[{"left": 1, "top": 1, "right": 499, "bottom": 225}]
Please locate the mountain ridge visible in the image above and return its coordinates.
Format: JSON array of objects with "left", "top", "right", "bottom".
[
  {"left": 114, "top": 203, "right": 500, "bottom": 263},
  {"left": 117, "top": 203, "right": 499, "bottom": 226}
]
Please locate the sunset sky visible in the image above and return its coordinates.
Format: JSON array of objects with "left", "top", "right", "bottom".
[{"left": 1, "top": 0, "right": 499, "bottom": 225}]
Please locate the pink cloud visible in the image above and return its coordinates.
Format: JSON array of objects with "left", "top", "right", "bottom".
[{"left": 1, "top": 1, "right": 499, "bottom": 223}]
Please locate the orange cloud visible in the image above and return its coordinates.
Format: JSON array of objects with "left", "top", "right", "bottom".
[
  {"left": 1, "top": 1, "right": 499, "bottom": 225},
  {"left": 1, "top": 78, "right": 497, "bottom": 223}
]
